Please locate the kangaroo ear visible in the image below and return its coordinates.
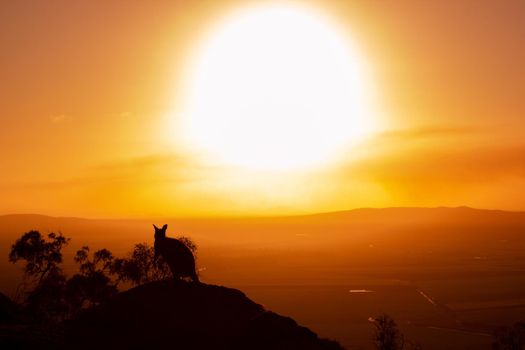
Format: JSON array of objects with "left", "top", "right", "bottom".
[
  {"left": 162, "top": 224, "right": 168, "bottom": 230},
  {"left": 153, "top": 224, "right": 158, "bottom": 230}
]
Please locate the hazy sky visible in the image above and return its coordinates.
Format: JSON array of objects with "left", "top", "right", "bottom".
[{"left": 1, "top": 0, "right": 524, "bottom": 217}]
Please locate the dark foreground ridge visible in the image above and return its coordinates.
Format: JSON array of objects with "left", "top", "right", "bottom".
[
  {"left": 63, "top": 281, "right": 343, "bottom": 350},
  {"left": 64, "top": 281, "right": 343, "bottom": 350},
  {"left": 0, "top": 292, "right": 20, "bottom": 324}
]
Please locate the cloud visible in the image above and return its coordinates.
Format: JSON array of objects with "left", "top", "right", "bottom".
[
  {"left": 18, "top": 153, "right": 201, "bottom": 190},
  {"left": 1, "top": 152, "right": 243, "bottom": 217},
  {"left": 337, "top": 135, "right": 525, "bottom": 208},
  {"left": 4, "top": 123, "right": 525, "bottom": 216},
  {"left": 361, "top": 145, "right": 525, "bottom": 183},
  {"left": 119, "top": 111, "right": 132, "bottom": 118},
  {"left": 50, "top": 114, "right": 73, "bottom": 123},
  {"left": 376, "top": 125, "right": 479, "bottom": 141},
  {"left": 342, "top": 124, "right": 523, "bottom": 184}
]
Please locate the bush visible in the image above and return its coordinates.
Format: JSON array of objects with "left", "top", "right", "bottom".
[
  {"left": 112, "top": 243, "right": 171, "bottom": 286},
  {"left": 493, "top": 321, "right": 525, "bottom": 350},
  {"left": 177, "top": 236, "right": 198, "bottom": 254}
]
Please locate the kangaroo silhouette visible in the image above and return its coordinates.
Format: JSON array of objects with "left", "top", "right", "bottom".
[{"left": 153, "top": 224, "right": 199, "bottom": 283}]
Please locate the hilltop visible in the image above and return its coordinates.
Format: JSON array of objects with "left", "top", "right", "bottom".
[
  {"left": 64, "top": 280, "right": 343, "bottom": 350},
  {"left": 0, "top": 281, "right": 342, "bottom": 350}
]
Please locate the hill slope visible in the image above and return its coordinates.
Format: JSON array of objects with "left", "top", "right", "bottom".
[{"left": 65, "top": 280, "right": 343, "bottom": 350}]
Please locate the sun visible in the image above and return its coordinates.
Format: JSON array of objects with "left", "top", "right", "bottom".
[{"left": 181, "top": 4, "right": 374, "bottom": 170}]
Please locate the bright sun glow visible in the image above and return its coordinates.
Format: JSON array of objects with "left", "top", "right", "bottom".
[{"left": 182, "top": 5, "right": 374, "bottom": 170}]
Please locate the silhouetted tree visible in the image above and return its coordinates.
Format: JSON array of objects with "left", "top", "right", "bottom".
[
  {"left": 74, "top": 247, "right": 115, "bottom": 275},
  {"left": 9, "top": 231, "right": 70, "bottom": 321},
  {"left": 372, "top": 314, "right": 405, "bottom": 350},
  {"left": 113, "top": 243, "right": 171, "bottom": 286},
  {"left": 493, "top": 321, "right": 525, "bottom": 350},
  {"left": 65, "top": 246, "right": 119, "bottom": 316},
  {"left": 26, "top": 268, "right": 69, "bottom": 321},
  {"left": 9, "top": 231, "right": 69, "bottom": 291},
  {"left": 407, "top": 341, "right": 423, "bottom": 350},
  {"left": 371, "top": 314, "right": 423, "bottom": 350}
]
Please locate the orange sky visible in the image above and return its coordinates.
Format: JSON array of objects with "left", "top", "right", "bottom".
[{"left": 1, "top": 0, "right": 524, "bottom": 218}]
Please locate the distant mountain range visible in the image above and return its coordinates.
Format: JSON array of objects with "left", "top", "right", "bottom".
[
  {"left": 3, "top": 206, "right": 525, "bottom": 247},
  {"left": 2, "top": 207, "right": 525, "bottom": 293}
]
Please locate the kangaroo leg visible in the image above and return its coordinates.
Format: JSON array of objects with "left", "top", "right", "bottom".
[{"left": 191, "top": 269, "right": 200, "bottom": 283}]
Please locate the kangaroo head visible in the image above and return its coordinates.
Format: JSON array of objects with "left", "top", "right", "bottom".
[{"left": 153, "top": 224, "right": 168, "bottom": 239}]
